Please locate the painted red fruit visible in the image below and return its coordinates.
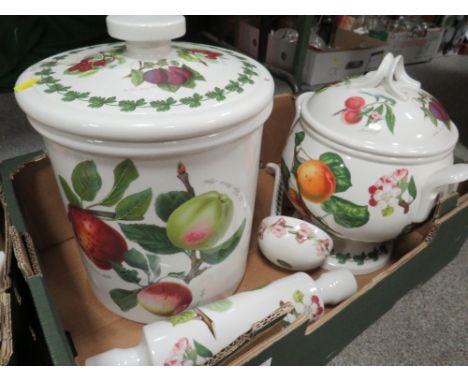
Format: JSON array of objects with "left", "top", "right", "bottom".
[
  {"left": 68, "top": 205, "right": 127, "bottom": 270},
  {"left": 343, "top": 109, "right": 362, "bottom": 124},
  {"left": 428, "top": 98, "right": 449, "bottom": 122},
  {"left": 167, "top": 66, "right": 193, "bottom": 85},
  {"left": 138, "top": 282, "right": 192, "bottom": 316},
  {"left": 143, "top": 68, "right": 168, "bottom": 84},
  {"left": 344, "top": 96, "right": 365, "bottom": 110}
]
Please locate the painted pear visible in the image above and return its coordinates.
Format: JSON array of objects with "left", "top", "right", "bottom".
[
  {"left": 166, "top": 191, "right": 234, "bottom": 250},
  {"left": 138, "top": 281, "right": 192, "bottom": 316},
  {"left": 68, "top": 205, "right": 127, "bottom": 270}
]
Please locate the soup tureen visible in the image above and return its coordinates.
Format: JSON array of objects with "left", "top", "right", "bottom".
[
  {"left": 282, "top": 53, "right": 468, "bottom": 274},
  {"left": 15, "top": 16, "right": 274, "bottom": 322}
]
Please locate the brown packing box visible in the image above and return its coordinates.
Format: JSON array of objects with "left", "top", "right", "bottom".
[{"left": 1, "top": 94, "right": 468, "bottom": 365}]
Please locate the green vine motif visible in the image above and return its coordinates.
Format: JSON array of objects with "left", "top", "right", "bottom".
[
  {"left": 33, "top": 45, "right": 259, "bottom": 112},
  {"left": 329, "top": 243, "right": 388, "bottom": 265}
]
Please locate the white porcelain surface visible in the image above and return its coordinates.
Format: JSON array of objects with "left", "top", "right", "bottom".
[
  {"left": 85, "top": 270, "right": 357, "bottom": 366},
  {"left": 258, "top": 215, "right": 332, "bottom": 271},
  {"left": 15, "top": 16, "right": 274, "bottom": 323}
]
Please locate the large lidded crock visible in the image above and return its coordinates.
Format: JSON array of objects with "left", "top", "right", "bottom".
[
  {"left": 282, "top": 53, "right": 468, "bottom": 275},
  {"left": 15, "top": 16, "right": 274, "bottom": 323}
]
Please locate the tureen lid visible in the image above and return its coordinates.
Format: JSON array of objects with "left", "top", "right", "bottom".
[
  {"left": 15, "top": 16, "right": 273, "bottom": 142},
  {"left": 301, "top": 53, "right": 459, "bottom": 158}
]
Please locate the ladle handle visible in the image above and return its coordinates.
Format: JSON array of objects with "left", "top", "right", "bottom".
[{"left": 266, "top": 163, "right": 283, "bottom": 216}]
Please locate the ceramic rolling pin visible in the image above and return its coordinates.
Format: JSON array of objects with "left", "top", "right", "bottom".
[{"left": 86, "top": 270, "right": 357, "bottom": 366}]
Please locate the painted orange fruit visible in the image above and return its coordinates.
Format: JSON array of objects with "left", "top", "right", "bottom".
[{"left": 296, "top": 160, "right": 336, "bottom": 203}]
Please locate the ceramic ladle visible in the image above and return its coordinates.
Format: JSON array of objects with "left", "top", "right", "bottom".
[{"left": 258, "top": 163, "right": 333, "bottom": 271}]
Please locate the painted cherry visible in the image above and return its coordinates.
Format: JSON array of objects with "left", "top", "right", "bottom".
[
  {"left": 345, "top": 96, "right": 365, "bottom": 110},
  {"left": 296, "top": 160, "right": 336, "bottom": 203},
  {"left": 68, "top": 204, "right": 127, "bottom": 270},
  {"left": 343, "top": 109, "right": 363, "bottom": 124},
  {"left": 138, "top": 282, "right": 192, "bottom": 316}
]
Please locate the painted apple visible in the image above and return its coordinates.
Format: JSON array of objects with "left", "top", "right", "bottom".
[{"left": 138, "top": 282, "right": 192, "bottom": 316}]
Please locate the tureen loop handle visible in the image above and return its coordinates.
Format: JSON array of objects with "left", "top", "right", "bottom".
[
  {"left": 349, "top": 52, "right": 394, "bottom": 89},
  {"left": 384, "top": 55, "right": 421, "bottom": 101},
  {"left": 106, "top": 16, "right": 186, "bottom": 60},
  {"left": 349, "top": 53, "right": 421, "bottom": 101}
]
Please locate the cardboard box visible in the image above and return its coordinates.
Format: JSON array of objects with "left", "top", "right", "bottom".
[
  {"left": 301, "top": 29, "right": 388, "bottom": 87},
  {"left": 1, "top": 95, "right": 468, "bottom": 365},
  {"left": 370, "top": 28, "right": 444, "bottom": 64}
]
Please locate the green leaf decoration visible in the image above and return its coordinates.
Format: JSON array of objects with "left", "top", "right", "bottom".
[
  {"left": 78, "top": 69, "right": 98, "bottom": 78},
  {"left": 62, "top": 91, "right": 90, "bottom": 102},
  {"left": 177, "top": 49, "right": 198, "bottom": 62},
  {"left": 382, "top": 205, "right": 394, "bottom": 217},
  {"left": 277, "top": 259, "right": 293, "bottom": 268},
  {"left": 408, "top": 176, "right": 417, "bottom": 200},
  {"left": 180, "top": 93, "right": 203, "bottom": 108},
  {"left": 35, "top": 68, "right": 53, "bottom": 76},
  {"left": 295, "top": 131, "right": 305, "bottom": 146},
  {"left": 155, "top": 191, "right": 192, "bottom": 222},
  {"left": 205, "top": 87, "right": 226, "bottom": 101},
  {"left": 443, "top": 119, "right": 451, "bottom": 130},
  {"left": 375, "top": 104, "right": 384, "bottom": 115},
  {"left": 158, "top": 83, "right": 180, "bottom": 93},
  {"left": 238, "top": 74, "right": 254, "bottom": 84},
  {"left": 185, "top": 65, "right": 205, "bottom": 81},
  {"left": 44, "top": 83, "right": 71, "bottom": 93},
  {"left": 88, "top": 96, "right": 116, "bottom": 108},
  {"left": 385, "top": 104, "right": 396, "bottom": 134},
  {"left": 167, "top": 271, "right": 186, "bottom": 279},
  {"left": 200, "top": 219, "right": 246, "bottom": 265},
  {"left": 156, "top": 58, "right": 168, "bottom": 66},
  {"left": 280, "top": 160, "right": 291, "bottom": 190},
  {"left": 124, "top": 248, "right": 148, "bottom": 272},
  {"left": 110, "top": 261, "right": 141, "bottom": 284},
  {"left": 321, "top": 195, "right": 369, "bottom": 228},
  {"left": 71, "top": 160, "right": 102, "bottom": 201},
  {"left": 38, "top": 76, "right": 59, "bottom": 84},
  {"left": 109, "top": 289, "right": 138, "bottom": 312},
  {"left": 118, "top": 99, "right": 146, "bottom": 112},
  {"left": 58, "top": 175, "right": 81, "bottom": 207},
  {"left": 225, "top": 80, "right": 243, "bottom": 93},
  {"left": 40, "top": 61, "right": 58, "bottom": 68},
  {"left": 115, "top": 188, "right": 152, "bottom": 220},
  {"left": 203, "top": 299, "right": 233, "bottom": 312},
  {"left": 100, "top": 159, "right": 139, "bottom": 206},
  {"left": 147, "top": 254, "right": 161, "bottom": 278},
  {"left": 150, "top": 97, "right": 177, "bottom": 111},
  {"left": 167, "top": 310, "right": 197, "bottom": 326},
  {"left": 193, "top": 340, "right": 213, "bottom": 358},
  {"left": 293, "top": 290, "right": 304, "bottom": 303},
  {"left": 119, "top": 224, "right": 182, "bottom": 254},
  {"left": 143, "top": 61, "right": 156, "bottom": 69},
  {"left": 319, "top": 152, "right": 352, "bottom": 193},
  {"left": 181, "top": 77, "right": 197, "bottom": 89}
]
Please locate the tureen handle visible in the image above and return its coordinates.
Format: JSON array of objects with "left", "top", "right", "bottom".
[
  {"left": 413, "top": 163, "right": 468, "bottom": 223},
  {"left": 291, "top": 92, "right": 314, "bottom": 133},
  {"left": 106, "top": 16, "right": 186, "bottom": 60},
  {"left": 350, "top": 53, "right": 421, "bottom": 101}
]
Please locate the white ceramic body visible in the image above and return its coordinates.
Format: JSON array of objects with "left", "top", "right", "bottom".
[
  {"left": 282, "top": 111, "right": 454, "bottom": 243},
  {"left": 39, "top": 114, "right": 268, "bottom": 323},
  {"left": 258, "top": 215, "right": 332, "bottom": 270},
  {"left": 85, "top": 270, "right": 357, "bottom": 366}
]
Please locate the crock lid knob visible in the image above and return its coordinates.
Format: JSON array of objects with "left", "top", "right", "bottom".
[{"left": 106, "top": 16, "right": 186, "bottom": 59}]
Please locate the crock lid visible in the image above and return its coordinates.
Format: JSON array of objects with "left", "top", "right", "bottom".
[
  {"left": 301, "top": 53, "right": 459, "bottom": 158},
  {"left": 15, "top": 16, "right": 273, "bottom": 142}
]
